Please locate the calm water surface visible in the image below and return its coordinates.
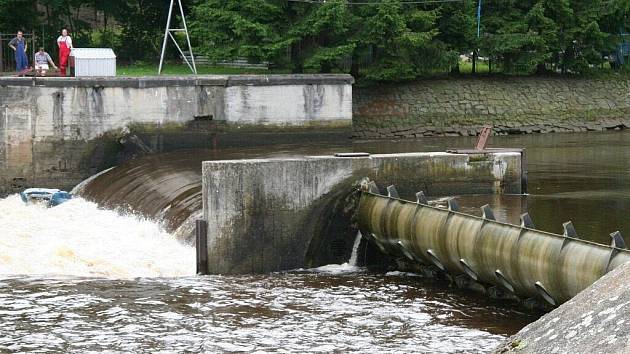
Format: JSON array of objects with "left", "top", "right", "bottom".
[{"left": 1, "top": 130, "right": 628, "bottom": 352}]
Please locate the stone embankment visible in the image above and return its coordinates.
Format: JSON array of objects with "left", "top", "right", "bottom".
[
  {"left": 353, "top": 77, "right": 630, "bottom": 139},
  {"left": 495, "top": 261, "right": 630, "bottom": 354}
]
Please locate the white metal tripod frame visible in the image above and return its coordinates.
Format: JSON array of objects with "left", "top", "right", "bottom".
[{"left": 158, "top": 0, "right": 197, "bottom": 75}]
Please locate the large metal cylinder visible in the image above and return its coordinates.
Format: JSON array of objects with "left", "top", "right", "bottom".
[{"left": 357, "top": 186, "right": 630, "bottom": 306}]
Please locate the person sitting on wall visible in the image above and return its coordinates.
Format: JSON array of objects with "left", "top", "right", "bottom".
[
  {"left": 34, "top": 48, "right": 58, "bottom": 76},
  {"left": 57, "top": 28, "right": 73, "bottom": 76},
  {"left": 8, "top": 31, "right": 29, "bottom": 72}
]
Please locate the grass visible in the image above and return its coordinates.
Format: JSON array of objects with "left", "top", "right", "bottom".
[
  {"left": 116, "top": 63, "right": 289, "bottom": 77},
  {"left": 458, "top": 60, "right": 492, "bottom": 74},
  {"left": 116, "top": 61, "right": 630, "bottom": 80}
]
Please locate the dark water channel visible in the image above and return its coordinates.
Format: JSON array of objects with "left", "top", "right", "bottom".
[{"left": 1, "top": 130, "right": 628, "bottom": 352}]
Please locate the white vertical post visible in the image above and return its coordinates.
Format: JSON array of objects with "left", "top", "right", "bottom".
[
  {"left": 159, "top": 0, "right": 197, "bottom": 75},
  {"left": 158, "top": 0, "right": 174, "bottom": 75},
  {"left": 178, "top": 0, "right": 196, "bottom": 74}
]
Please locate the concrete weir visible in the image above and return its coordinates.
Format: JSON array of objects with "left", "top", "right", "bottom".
[
  {"left": 0, "top": 74, "right": 353, "bottom": 195},
  {"left": 200, "top": 151, "right": 523, "bottom": 274}
]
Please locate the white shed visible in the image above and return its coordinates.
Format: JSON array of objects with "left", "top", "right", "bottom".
[{"left": 70, "top": 48, "right": 116, "bottom": 77}]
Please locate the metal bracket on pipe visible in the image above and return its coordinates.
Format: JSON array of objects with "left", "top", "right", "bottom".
[
  {"left": 563, "top": 221, "right": 578, "bottom": 238},
  {"left": 426, "top": 249, "right": 446, "bottom": 271},
  {"left": 605, "top": 232, "right": 627, "bottom": 272},
  {"left": 460, "top": 259, "right": 479, "bottom": 281},
  {"left": 447, "top": 198, "right": 459, "bottom": 212},
  {"left": 365, "top": 181, "right": 380, "bottom": 194},
  {"left": 520, "top": 213, "right": 535, "bottom": 228},
  {"left": 481, "top": 204, "right": 495, "bottom": 220},
  {"left": 610, "top": 231, "right": 627, "bottom": 249},
  {"left": 397, "top": 241, "right": 415, "bottom": 261},
  {"left": 495, "top": 269, "right": 515, "bottom": 293},
  {"left": 387, "top": 185, "right": 399, "bottom": 199},
  {"left": 561, "top": 221, "right": 579, "bottom": 249},
  {"left": 535, "top": 281, "right": 556, "bottom": 306},
  {"left": 416, "top": 191, "right": 428, "bottom": 204}
]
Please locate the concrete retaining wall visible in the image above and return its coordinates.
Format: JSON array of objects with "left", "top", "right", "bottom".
[
  {"left": 353, "top": 77, "right": 630, "bottom": 139},
  {"left": 201, "top": 152, "right": 523, "bottom": 274},
  {"left": 495, "top": 261, "right": 630, "bottom": 354},
  {"left": 0, "top": 75, "right": 353, "bottom": 195}
]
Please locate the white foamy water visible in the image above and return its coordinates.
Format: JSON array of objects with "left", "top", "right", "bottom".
[
  {"left": 309, "top": 232, "right": 364, "bottom": 274},
  {"left": 0, "top": 195, "right": 194, "bottom": 278}
]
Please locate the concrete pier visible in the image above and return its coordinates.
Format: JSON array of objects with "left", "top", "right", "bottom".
[
  {"left": 0, "top": 75, "right": 353, "bottom": 195},
  {"left": 201, "top": 151, "right": 523, "bottom": 274}
]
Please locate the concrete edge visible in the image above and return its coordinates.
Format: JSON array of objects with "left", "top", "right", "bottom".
[
  {"left": 0, "top": 74, "right": 355, "bottom": 88},
  {"left": 200, "top": 151, "right": 520, "bottom": 165}
]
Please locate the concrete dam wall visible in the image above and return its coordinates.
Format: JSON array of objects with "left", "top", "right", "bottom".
[
  {"left": 201, "top": 151, "right": 524, "bottom": 274},
  {"left": 353, "top": 77, "right": 630, "bottom": 139},
  {"left": 0, "top": 75, "right": 353, "bottom": 195}
]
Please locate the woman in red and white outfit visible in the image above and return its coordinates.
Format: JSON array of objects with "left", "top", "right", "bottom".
[{"left": 57, "top": 29, "right": 73, "bottom": 76}]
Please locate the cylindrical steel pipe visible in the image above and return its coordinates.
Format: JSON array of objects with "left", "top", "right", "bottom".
[{"left": 357, "top": 190, "right": 630, "bottom": 305}]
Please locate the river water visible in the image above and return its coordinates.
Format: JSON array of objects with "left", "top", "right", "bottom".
[{"left": 1, "top": 130, "right": 628, "bottom": 352}]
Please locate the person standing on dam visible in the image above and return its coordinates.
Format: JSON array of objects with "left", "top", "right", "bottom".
[
  {"left": 57, "top": 29, "right": 73, "bottom": 76},
  {"left": 8, "top": 31, "right": 28, "bottom": 72}
]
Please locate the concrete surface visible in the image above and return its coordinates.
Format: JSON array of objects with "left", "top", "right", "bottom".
[
  {"left": 495, "top": 261, "right": 630, "bottom": 354},
  {"left": 0, "top": 75, "right": 353, "bottom": 195},
  {"left": 201, "top": 151, "right": 523, "bottom": 274}
]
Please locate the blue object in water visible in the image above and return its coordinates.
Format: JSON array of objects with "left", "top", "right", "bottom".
[{"left": 20, "top": 188, "right": 73, "bottom": 207}]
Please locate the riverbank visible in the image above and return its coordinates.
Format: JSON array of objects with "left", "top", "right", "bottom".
[{"left": 353, "top": 77, "right": 630, "bottom": 139}]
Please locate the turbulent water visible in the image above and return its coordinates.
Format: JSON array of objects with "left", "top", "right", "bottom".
[
  {"left": 0, "top": 194, "right": 530, "bottom": 352},
  {"left": 0, "top": 194, "right": 531, "bottom": 353},
  {"left": 0, "top": 272, "right": 524, "bottom": 353},
  {"left": 3, "top": 131, "right": 628, "bottom": 352},
  {"left": 0, "top": 195, "right": 193, "bottom": 278}
]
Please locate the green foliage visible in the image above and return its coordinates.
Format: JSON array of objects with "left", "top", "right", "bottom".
[
  {"left": 189, "top": 0, "right": 284, "bottom": 63},
  {"left": 4, "top": 0, "right": 630, "bottom": 80},
  {"left": 0, "top": 1, "right": 38, "bottom": 33}
]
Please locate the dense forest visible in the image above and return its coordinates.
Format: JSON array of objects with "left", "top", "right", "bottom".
[{"left": 1, "top": 0, "right": 629, "bottom": 79}]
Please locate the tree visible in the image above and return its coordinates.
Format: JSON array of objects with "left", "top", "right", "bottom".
[
  {"left": 0, "top": 1, "right": 38, "bottom": 33},
  {"left": 189, "top": 0, "right": 284, "bottom": 63},
  {"left": 436, "top": 0, "right": 477, "bottom": 73}
]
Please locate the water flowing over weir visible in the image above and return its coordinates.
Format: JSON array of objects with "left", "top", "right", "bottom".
[
  {"left": 77, "top": 151, "right": 205, "bottom": 242},
  {"left": 78, "top": 145, "right": 349, "bottom": 242},
  {"left": 0, "top": 195, "right": 193, "bottom": 277}
]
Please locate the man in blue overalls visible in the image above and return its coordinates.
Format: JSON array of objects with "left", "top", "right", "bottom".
[{"left": 8, "top": 31, "right": 28, "bottom": 72}]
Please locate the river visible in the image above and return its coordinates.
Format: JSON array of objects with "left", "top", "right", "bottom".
[{"left": 1, "top": 130, "right": 628, "bottom": 352}]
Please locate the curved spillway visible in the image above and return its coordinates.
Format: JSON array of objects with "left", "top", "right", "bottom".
[
  {"left": 77, "top": 145, "right": 347, "bottom": 242},
  {"left": 78, "top": 150, "right": 205, "bottom": 242}
]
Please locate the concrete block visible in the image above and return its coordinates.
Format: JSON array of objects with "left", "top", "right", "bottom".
[{"left": 201, "top": 151, "right": 523, "bottom": 274}]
